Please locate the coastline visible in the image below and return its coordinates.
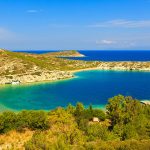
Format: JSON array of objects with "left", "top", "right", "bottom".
[
  {"left": 0, "top": 66, "right": 150, "bottom": 112},
  {"left": 0, "top": 103, "right": 106, "bottom": 112},
  {"left": 1, "top": 66, "right": 150, "bottom": 87},
  {"left": 0, "top": 103, "right": 16, "bottom": 112},
  {"left": 68, "top": 67, "right": 143, "bottom": 74},
  {"left": 1, "top": 49, "right": 150, "bottom": 86},
  {"left": 0, "top": 75, "right": 75, "bottom": 88},
  {"left": 70, "top": 67, "right": 101, "bottom": 73}
]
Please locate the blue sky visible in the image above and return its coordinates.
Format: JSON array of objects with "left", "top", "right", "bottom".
[{"left": 0, "top": 0, "right": 150, "bottom": 50}]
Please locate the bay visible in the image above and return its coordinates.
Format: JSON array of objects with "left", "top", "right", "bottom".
[{"left": 0, "top": 70, "right": 150, "bottom": 111}]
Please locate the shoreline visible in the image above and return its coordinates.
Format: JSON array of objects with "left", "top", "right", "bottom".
[
  {"left": 1, "top": 49, "right": 150, "bottom": 86},
  {"left": 0, "top": 103, "right": 17, "bottom": 112},
  {"left": 69, "top": 67, "right": 134, "bottom": 73},
  {"left": 1, "top": 67, "right": 150, "bottom": 87},
  {"left": 0, "top": 103, "right": 106, "bottom": 112},
  {"left": 70, "top": 66, "right": 150, "bottom": 74},
  {"left": 0, "top": 75, "right": 75, "bottom": 88},
  {"left": 0, "top": 67, "right": 150, "bottom": 112}
]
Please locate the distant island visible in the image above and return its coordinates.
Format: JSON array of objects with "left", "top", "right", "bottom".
[{"left": 0, "top": 48, "right": 150, "bottom": 85}]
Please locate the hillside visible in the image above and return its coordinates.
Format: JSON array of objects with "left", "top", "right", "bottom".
[
  {"left": 0, "top": 49, "right": 94, "bottom": 74},
  {"left": 0, "top": 95, "right": 149, "bottom": 150},
  {"left": 0, "top": 49, "right": 99, "bottom": 84},
  {"left": 0, "top": 49, "right": 150, "bottom": 85},
  {"left": 42, "top": 50, "right": 85, "bottom": 57}
]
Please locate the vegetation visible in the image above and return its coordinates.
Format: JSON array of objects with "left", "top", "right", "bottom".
[
  {"left": 0, "top": 49, "right": 99, "bottom": 76},
  {"left": 0, "top": 95, "right": 150, "bottom": 149},
  {"left": 0, "top": 110, "right": 49, "bottom": 133},
  {"left": 1, "top": 49, "right": 150, "bottom": 85}
]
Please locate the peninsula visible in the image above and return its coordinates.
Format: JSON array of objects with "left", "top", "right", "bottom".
[{"left": 0, "top": 49, "right": 150, "bottom": 85}]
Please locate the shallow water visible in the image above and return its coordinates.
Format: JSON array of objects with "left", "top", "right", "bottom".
[{"left": 0, "top": 70, "right": 150, "bottom": 111}]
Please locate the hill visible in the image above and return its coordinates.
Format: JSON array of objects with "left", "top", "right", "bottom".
[
  {"left": 0, "top": 49, "right": 150, "bottom": 85},
  {"left": 0, "top": 49, "right": 99, "bottom": 84},
  {"left": 42, "top": 50, "right": 85, "bottom": 57}
]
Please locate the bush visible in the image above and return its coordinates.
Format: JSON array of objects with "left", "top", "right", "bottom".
[
  {"left": 106, "top": 95, "right": 150, "bottom": 140},
  {"left": 86, "top": 124, "right": 110, "bottom": 141},
  {"left": 92, "top": 109, "right": 106, "bottom": 121},
  {"left": 17, "top": 110, "right": 49, "bottom": 130},
  {"left": 27, "top": 111, "right": 49, "bottom": 130},
  {"left": 0, "top": 96, "right": 150, "bottom": 149},
  {"left": 25, "top": 131, "right": 51, "bottom": 150},
  {"left": 73, "top": 103, "right": 106, "bottom": 131},
  {"left": 0, "top": 111, "right": 17, "bottom": 133},
  {"left": 0, "top": 110, "right": 49, "bottom": 134}
]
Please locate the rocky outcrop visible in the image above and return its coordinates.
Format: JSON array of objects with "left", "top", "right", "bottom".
[
  {"left": 0, "top": 48, "right": 5, "bottom": 52},
  {"left": 0, "top": 71, "right": 73, "bottom": 84},
  {"left": 98, "top": 61, "right": 150, "bottom": 71}
]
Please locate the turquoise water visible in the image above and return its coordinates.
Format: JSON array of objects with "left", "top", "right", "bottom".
[{"left": 0, "top": 70, "right": 150, "bottom": 111}]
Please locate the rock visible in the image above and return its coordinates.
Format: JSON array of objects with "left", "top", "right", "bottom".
[{"left": 0, "top": 71, "right": 74, "bottom": 85}]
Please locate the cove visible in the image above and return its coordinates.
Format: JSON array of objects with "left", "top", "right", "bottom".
[{"left": 0, "top": 70, "right": 150, "bottom": 111}]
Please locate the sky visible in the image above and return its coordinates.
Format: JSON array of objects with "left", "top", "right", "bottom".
[{"left": 0, "top": 0, "right": 150, "bottom": 50}]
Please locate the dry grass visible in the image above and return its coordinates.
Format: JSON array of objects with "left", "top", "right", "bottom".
[{"left": 0, "top": 130, "right": 34, "bottom": 150}]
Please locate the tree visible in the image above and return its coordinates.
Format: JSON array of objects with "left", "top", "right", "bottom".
[
  {"left": 28, "top": 111, "right": 49, "bottom": 130},
  {"left": 106, "top": 95, "right": 143, "bottom": 127},
  {"left": 106, "top": 95, "right": 150, "bottom": 140},
  {"left": 66, "top": 103, "right": 75, "bottom": 114},
  {"left": 74, "top": 102, "right": 84, "bottom": 117},
  {"left": 87, "top": 123, "right": 110, "bottom": 141},
  {"left": 92, "top": 109, "right": 106, "bottom": 121},
  {"left": 17, "top": 110, "right": 49, "bottom": 130},
  {"left": 0, "top": 115, "right": 4, "bottom": 133},
  {"left": 0, "top": 111, "right": 17, "bottom": 133}
]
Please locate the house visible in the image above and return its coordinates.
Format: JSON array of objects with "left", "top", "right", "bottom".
[
  {"left": 11, "top": 80, "right": 20, "bottom": 85},
  {"left": 92, "top": 117, "right": 99, "bottom": 122}
]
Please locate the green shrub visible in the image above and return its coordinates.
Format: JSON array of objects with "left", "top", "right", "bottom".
[
  {"left": 87, "top": 124, "right": 110, "bottom": 141},
  {"left": 106, "top": 95, "right": 150, "bottom": 140},
  {"left": 0, "top": 111, "right": 17, "bottom": 133},
  {"left": 25, "top": 131, "right": 51, "bottom": 150}
]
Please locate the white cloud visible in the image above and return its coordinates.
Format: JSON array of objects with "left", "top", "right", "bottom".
[
  {"left": 89, "top": 19, "right": 150, "bottom": 28},
  {"left": 96, "top": 40, "right": 117, "bottom": 45},
  {"left": 95, "top": 39, "right": 138, "bottom": 49}
]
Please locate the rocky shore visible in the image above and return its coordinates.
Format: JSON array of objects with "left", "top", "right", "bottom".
[
  {"left": 97, "top": 61, "right": 150, "bottom": 71},
  {"left": 0, "top": 71, "right": 73, "bottom": 85},
  {"left": 1, "top": 61, "right": 150, "bottom": 85}
]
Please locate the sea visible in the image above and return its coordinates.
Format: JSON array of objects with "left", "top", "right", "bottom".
[{"left": 0, "top": 50, "right": 150, "bottom": 111}]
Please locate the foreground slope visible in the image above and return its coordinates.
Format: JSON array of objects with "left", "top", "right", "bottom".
[{"left": 0, "top": 95, "right": 149, "bottom": 150}]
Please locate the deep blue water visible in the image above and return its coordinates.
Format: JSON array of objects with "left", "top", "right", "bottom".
[
  {"left": 0, "top": 70, "right": 150, "bottom": 111},
  {"left": 70, "top": 50, "right": 150, "bottom": 61},
  {"left": 14, "top": 50, "right": 150, "bottom": 61}
]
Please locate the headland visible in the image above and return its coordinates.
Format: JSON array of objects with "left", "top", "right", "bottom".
[{"left": 0, "top": 49, "right": 150, "bottom": 85}]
